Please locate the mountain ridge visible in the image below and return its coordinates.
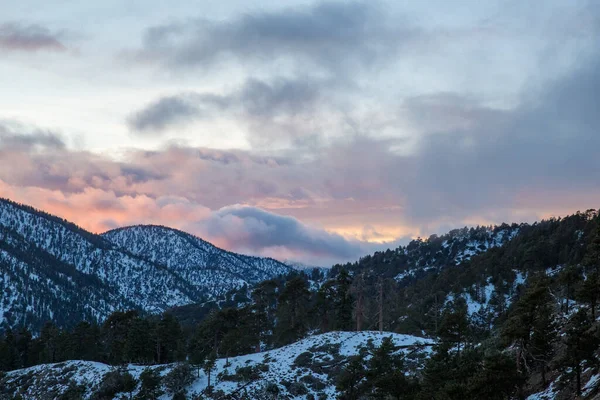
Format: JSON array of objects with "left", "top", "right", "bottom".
[{"left": 0, "top": 197, "right": 291, "bottom": 332}]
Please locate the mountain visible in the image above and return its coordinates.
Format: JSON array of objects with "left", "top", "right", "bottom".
[
  {"left": 0, "top": 330, "right": 432, "bottom": 399},
  {"left": 0, "top": 198, "right": 291, "bottom": 332},
  {"left": 103, "top": 225, "right": 291, "bottom": 297},
  {"left": 330, "top": 212, "right": 596, "bottom": 335}
]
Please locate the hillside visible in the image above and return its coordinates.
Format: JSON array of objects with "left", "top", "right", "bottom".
[
  {"left": 0, "top": 198, "right": 290, "bottom": 332},
  {"left": 103, "top": 225, "right": 291, "bottom": 297},
  {"left": 0, "top": 331, "right": 432, "bottom": 399}
]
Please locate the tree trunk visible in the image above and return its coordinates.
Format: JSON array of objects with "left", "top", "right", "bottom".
[
  {"left": 576, "top": 362, "right": 581, "bottom": 397},
  {"left": 378, "top": 278, "right": 383, "bottom": 333},
  {"left": 356, "top": 284, "right": 363, "bottom": 331},
  {"left": 541, "top": 365, "right": 546, "bottom": 387}
]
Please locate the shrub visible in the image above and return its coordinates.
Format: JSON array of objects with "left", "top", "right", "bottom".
[
  {"left": 135, "top": 368, "right": 163, "bottom": 400},
  {"left": 293, "top": 351, "right": 313, "bottom": 368},
  {"left": 163, "top": 363, "right": 194, "bottom": 397},
  {"left": 92, "top": 369, "right": 136, "bottom": 400}
]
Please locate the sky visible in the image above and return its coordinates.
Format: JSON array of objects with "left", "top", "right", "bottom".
[{"left": 0, "top": 0, "right": 599, "bottom": 266}]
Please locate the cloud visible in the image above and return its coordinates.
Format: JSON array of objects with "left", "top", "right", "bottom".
[
  {"left": 127, "top": 76, "right": 331, "bottom": 147},
  {"left": 391, "top": 43, "right": 600, "bottom": 225},
  {"left": 199, "top": 205, "right": 365, "bottom": 263},
  {"left": 0, "top": 180, "right": 377, "bottom": 265},
  {"left": 127, "top": 93, "right": 203, "bottom": 133},
  {"left": 134, "top": 1, "right": 413, "bottom": 73},
  {"left": 0, "top": 122, "right": 65, "bottom": 151},
  {"left": 3, "top": 20, "right": 600, "bottom": 265},
  {"left": 0, "top": 22, "right": 66, "bottom": 52}
]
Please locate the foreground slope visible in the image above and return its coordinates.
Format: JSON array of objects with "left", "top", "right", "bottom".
[{"left": 1, "top": 331, "right": 433, "bottom": 399}]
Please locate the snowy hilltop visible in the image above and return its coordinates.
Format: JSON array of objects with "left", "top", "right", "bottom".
[{"left": 1, "top": 331, "right": 433, "bottom": 399}]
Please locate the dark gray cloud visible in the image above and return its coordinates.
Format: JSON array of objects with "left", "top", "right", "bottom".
[
  {"left": 200, "top": 205, "right": 368, "bottom": 263},
  {"left": 399, "top": 35, "right": 600, "bottom": 223},
  {"left": 128, "top": 77, "right": 327, "bottom": 146},
  {"left": 0, "top": 122, "right": 65, "bottom": 151},
  {"left": 0, "top": 22, "right": 66, "bottom": 52},
  {"left": 136, "top": 1, "right": 412, "bottom": 73},
  {"left": 127, "top": 94, "right": 203, "bottom": 133}
]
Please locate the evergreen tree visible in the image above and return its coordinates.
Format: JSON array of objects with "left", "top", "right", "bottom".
[
  {"left": 15, "top": 327, "right": 32, "bottom": 368},
  {"left": 577, "top": 271, "right": 600, "bottom": 319},
  {"left": 250, "top": 280, "right": 278, "bottom": 350},
  {"left": 122, "top": 371, "right": 137, "bottom": 400},
  {"left": 59, "top": 381, "right": 87, "bottom": 400},
  {"left": 365, "top": 336, "right": 416, "bottom": 399},
  {"left": 315, "top": 280, "right": 336, "bottom": 332},
  {"left": 69, "top": 321, "right": 101, "bottom": 362},
  {"left": 39, "top": 322, "right": 62, "bottom": 364},
  {"left": 126, "top": 317, "right": 154, "bottom": 364},
  {"left": 203, "top": 352, "right": 217, "bottom": 390},
  {"left": 561, "top": 309, "right": 599, "bottom": 396},
  {"left": 583, "top": 220, "right": 600, "bottom": 273},
  {"left": 102, "top": 311, "right": 138, "bottom": 364},
  {"left": 467, "top": 352, "right": 524, "bottom": 400},
  {"left": 503, "top": 276, "right": 556, "bottom": 382},
  {"left": 438, "top": 298, "right": 470, "bottom": 356},
  {"left": 337, "top": 356, "right": 366, "bottom": 400},
  {"left": 135, "top": 368, "right": 163, "bottom": 400},
  {"left": 164, "top": 363, "right": 194, "bottom": 398},
  {"left": 557, "top": 265, "right": 582, "bottom": 314},
  {"left": 334, "top": 269, "right": 354, "bottom": 331},
  {"left": 0, "top": 329, "right": 20, "bottom": 371},
  {"left": 275, "top": 276, "right": 310, "bottom": 345},
  {"left": 155, "top": 313, "right": 183, "bottom": 364}
]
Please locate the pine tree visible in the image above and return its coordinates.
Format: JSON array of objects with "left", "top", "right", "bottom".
[
  {"left": 122, "top": 371, "right": 137, "bottom": 400},
  {"left": 562, "top": 309, "right": 599, "bottom": 396},
  {"left": 336, "top": 356, "right": 366, "bottom": 400},
  {"left": 275, "top": 276, "right": 310, "bottom": 345},
  {"left": 438, "top": 298, "right": 470, "bottom": 356},
  {"left": 577, "top": 271, "right": 600, "bottom": 319},
  {"left": 503, "top": 276, "right": 556, "bottom": 382},
  {"left": 466, "top": 352, "right": 523, "bottom": 400},
  {"left": 156, "top": 313, "right": 183, "bottom": 364},
  {"left": 557, "top": 265, "right": 582, "bottom": 314},
  {"left": 126, "top": 317, "right": 154, "bottom": 363},
  {"left": 136, "top": 368, "right": 163, "bottom": 400},
  {"left": 203, "top": 352, "right": 217, "bottom": 391},
  {"left": 102, "top": 311, "right": 138, "bottom": 364},
  {"left": 315, "top": 280, "right": 336, "bottom": 332},
  {"left": 164, "top": 363, "right": 194, "bottom": 398},
  {"left": 334, "top": 269, "right": 354, "bottom": 331},
  {"left": 250, "top": 280, "right": 278, "bottom": 351},
  {"left": 583, "top": 221, "right": 600, "bottom": 273},
  {"left": 365, "top": 336, "right": 414, "bottom": 399},
  {"left": 0, "top": 330, "right": 20, "bottom": 371}
]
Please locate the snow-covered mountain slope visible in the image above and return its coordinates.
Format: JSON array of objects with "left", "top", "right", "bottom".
[
  {"left": 1, "top": 331, "right": 433, "bottom": 399},
  {"left": 0, "top": 198, "right": 290, "bottom": 332},
  {"left": 102, "top": 225, "right": 292, "bottom": 297},
  {"left": 387, "top": 224, "right": 521, "bottom": 282}
]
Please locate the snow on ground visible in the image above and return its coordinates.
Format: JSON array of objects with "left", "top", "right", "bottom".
[
  {"left": 186, "top": 330, "right": 433, "bottom": 398},
  {"left": 526, "top": 382, "right": 557, "bottom": 400},
  {"left": 3, "top": 331, "right": 433, "bottom": 399}
]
